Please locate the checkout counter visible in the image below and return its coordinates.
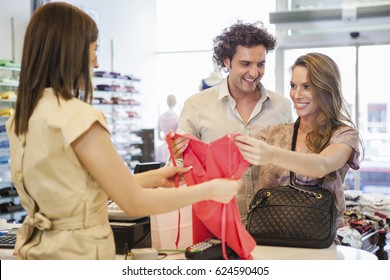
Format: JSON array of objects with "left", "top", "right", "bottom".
[{"left": 1, "top": 242, "right": 377, "bottom": 260}]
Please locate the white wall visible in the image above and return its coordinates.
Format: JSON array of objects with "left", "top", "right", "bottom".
[
  {"left": 0, "top": 0, "right": 30, "bottom": 63},
  {"left": 0, "top": 0, "right": 158, "bottom": 128}
]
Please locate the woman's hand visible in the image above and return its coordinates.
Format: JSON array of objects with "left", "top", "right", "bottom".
[
  {"left": 134, "top": 165, "right": 191, "bottom": 188},
  {"left": 168, "top": 131, "right": 189, "bottom": 159},
  {"left": 207, "top": 178, "right": 242, "bottom": 204},
  {"left": 234, "top": 135, "right": 272, "bottom": 166},
  {"left": 154, "top": 165, "right": 191, "bottom": 188}
]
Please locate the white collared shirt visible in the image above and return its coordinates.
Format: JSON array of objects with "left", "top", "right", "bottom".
[{"left": 176, "top": 78, "right": 293, "bottom": 218}]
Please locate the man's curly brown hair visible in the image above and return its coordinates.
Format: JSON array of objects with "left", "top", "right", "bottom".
[{"left": 212, "top": 20, "right": 277, "bottom": 71}]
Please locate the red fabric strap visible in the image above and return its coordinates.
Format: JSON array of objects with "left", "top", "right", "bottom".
[{"left": 165, "top": 133, "right": 181, "bottom": 249}]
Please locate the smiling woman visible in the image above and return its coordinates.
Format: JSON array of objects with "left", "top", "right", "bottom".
[
  {"left": 284, "top": 45, "right": 390, "bottom": 194},
  {"left": 234, "top": 52, "right": 364, "bottom": 233}
]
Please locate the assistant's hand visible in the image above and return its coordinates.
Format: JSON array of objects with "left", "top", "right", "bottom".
[
  {"left": 207, "top": 178, "right": 242, "bottom": 204},
  {"left": 154, "top": 165, "right": 192, "bottom": 188},
  {"left": 168, "top": 131, "right": 189, "bottom": 159},
  {"left": 234, "top": 135, "right": 272, "bottom": 166}
]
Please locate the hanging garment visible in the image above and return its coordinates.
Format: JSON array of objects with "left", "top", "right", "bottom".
[{"left": 166, "top": 133, "right": 256, "bottom": 260}]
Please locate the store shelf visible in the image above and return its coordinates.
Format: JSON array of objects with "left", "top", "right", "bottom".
[
  {"left": 0, "top": 65, "right": 21, "bottom": 72},
  {"left": 0, "top": 82, "right": 18, "bottom": 87},
  {"left": 0, "top": 62, "right": 21, "bottom": 222},
  {"left": 93, "top": 70, "right": 154, "bottom": 168},
  {"left": 0, "top": 100, "right": 16, "bottom": 106}
]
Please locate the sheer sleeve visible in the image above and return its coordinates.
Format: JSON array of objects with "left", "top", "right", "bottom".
[{"left": 329, "top": 126, "right": 361, "bottom": 170}]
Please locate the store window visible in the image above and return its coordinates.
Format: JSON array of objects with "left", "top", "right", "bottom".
[{"left": 367, "top": 103, "right": 387, "bottom": 133}]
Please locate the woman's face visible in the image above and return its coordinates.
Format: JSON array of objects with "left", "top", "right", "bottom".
[
  {"left": 289, "top": 65, "right": 319, "bottom": 120},
  {"left": 79, "top": 41, "right": 99, "bottom": 90},
  {"left": 90, "top": 41, "right": 99, "bottom": 69}
]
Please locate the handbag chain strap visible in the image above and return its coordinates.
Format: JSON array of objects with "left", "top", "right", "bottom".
[
  {"left": 246, "top": 190, "right": 270, "bottom": 216},
  {"left": 289, "top": 117, "right": 323, "bottom": 199},
  {"left": 246, "top": 118, "right": 324, "bottom": 218}
]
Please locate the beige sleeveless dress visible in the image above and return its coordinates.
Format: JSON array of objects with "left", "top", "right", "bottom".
[{"left": 6, "top": 88, "right": 115, "bottom": 259}]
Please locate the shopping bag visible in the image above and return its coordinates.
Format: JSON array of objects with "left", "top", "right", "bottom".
[{"left": 150, "top": 204, "right": 193, "bottom": 250}]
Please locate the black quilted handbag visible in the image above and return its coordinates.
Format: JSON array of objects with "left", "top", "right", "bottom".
[
  {"left": 245, "top": 118, "right": 338, "bottom": 248},
  {"left": 246, "top": 184, "right": 338, "bottom": 248}
]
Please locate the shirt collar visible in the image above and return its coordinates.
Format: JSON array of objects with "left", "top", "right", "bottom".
[
  {"left": 217, "top": 78, "right": 230, "bottom": 101},
  {"left": 217, "top": 77, "right": 271, "bottom": 102}
]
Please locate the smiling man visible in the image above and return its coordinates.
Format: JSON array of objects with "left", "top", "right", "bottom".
[{"left": 174, "top": 21, "right": 293, "bottom": 219}]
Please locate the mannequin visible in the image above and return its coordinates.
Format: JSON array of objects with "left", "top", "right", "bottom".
[
  {"left": 199, "top": 63, "right": 224, "bottom": 90},
  {"left": 158, "top": 95, "right": 179, "bottom": 140},
  {"left": 155, "top": 95, "right": 179, "bottom": 162}
]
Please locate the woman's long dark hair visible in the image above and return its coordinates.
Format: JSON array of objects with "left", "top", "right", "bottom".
[{"left": 13, "top": 2, "right": 98, "bottom": 136}]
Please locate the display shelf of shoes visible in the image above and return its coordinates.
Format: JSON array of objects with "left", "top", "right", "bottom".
[
  {"left": 92, "top": 71, "right": 145, "bottom": 169},
  {"left": 0, "top": 63, "right": 26, "bottom": 223},
  {"left": 0, "top": 65, "right": 18, "bottom": 109}
]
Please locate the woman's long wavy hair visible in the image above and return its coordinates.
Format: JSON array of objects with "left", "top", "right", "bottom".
[
  {"left": 13, "top": 2, "right": 98, "bottom": 136},
  {"left": 292, "top": 53, "right": 364, "bottom": 181}
]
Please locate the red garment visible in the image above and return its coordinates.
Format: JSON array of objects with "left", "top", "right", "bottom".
[{"left": 167, "top": 133, "right": 256, "bottom": 260}]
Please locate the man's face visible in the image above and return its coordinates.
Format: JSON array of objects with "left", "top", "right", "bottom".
[{"left": 224, "top": 45, "right": 266, "bottom": 95}]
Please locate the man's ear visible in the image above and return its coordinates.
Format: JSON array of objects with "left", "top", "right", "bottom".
[{"left": 223, "top": 58, "right": 231, "bottom": 69}]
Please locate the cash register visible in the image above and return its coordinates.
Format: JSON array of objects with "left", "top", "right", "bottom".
[{"left": 108, "top": 162, "right": 163, "bottom": 254}]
